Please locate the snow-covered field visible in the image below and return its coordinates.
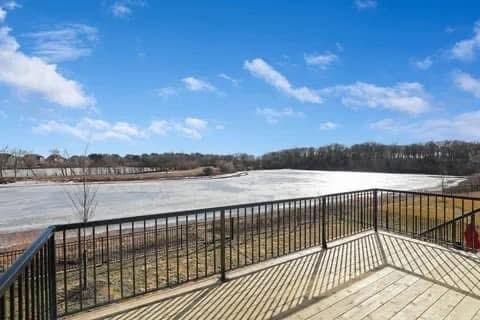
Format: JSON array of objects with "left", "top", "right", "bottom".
[{"left": 0, "top": 170, "right": 465, "bottom": 232}]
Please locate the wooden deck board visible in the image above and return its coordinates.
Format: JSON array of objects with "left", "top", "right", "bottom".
[{"left": 63, "top": 231, "right": 480, "bottom": 320}]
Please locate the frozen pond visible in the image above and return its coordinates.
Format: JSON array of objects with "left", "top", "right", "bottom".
[{"left": 0, "top": 169, "right": 465, "bottom": 232}]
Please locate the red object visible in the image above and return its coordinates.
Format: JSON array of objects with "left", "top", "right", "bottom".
[{"left": 464, "top": 222, "right": 480, "bottom": 250}]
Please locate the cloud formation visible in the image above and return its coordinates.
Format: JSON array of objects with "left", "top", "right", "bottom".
[
  {"left": 0, "top": 26, "right": 94, "bottom": 108},
  {"left": 218, "top": 73, "right": 240, "bottom": 86},
  {"left": 34, "top": 117, "right": 211, "bottom": 141},
  {"left": 370, "top": 110, "right": 480, "bottom": 140},
  {"left": 412, "top": 56, "right": 433, "bottom": 70},
  {"left": 354, "top": 0, "right": 377, "bottom": 10},
  {"left": 304, "top": 52, "right": 338, "bottom": 69},
  {"left": 322, "top": 82, "right": 430, "bottom": 114},
  {"left": 319, "top": 121, "right": 338, "bottom": 130},
  {"left": 244, "top": 58, "right": 322, "bottom": 104},
  {"left": 25, "top": 24, "right": 98, "bottom": 63},
  {"left": 182, "top": 76, "right": 217, "bottom": 92},
  {"left": 451, "top": 20, "right": 480, "bottom": 61},
  {"left": 256, "top": 107, "right": 304, "bottom": 124},
  {"left": 453, "top": 71, "right": 480, "bottom": 98},
  {"left": 110, "top": 1, "right": 146, "bottom": 18}
]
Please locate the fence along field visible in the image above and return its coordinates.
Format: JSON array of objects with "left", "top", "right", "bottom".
[{"left": 1, "top": 189, "right": 479, "bottom": 318}]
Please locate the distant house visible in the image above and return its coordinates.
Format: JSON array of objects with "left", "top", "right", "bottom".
[{"left": 46, "top": 154, "right": 66, "bottom": 166}]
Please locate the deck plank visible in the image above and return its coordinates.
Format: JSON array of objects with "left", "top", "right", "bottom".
[{"left": 63, "top": 231, "right": 480, "bottom": 320}]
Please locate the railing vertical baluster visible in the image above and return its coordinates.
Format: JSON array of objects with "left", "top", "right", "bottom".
[
  {"left": 48, "top": 235, "right": 57, "bottom": 319},
  {"left": 229, "top": 209, "right": 233, "bottom": 269},
  {"left": 243, "top": 208, "right": 247, "bottom": 265},
  {"left": 175, "top": 216, "right": 180, "bottom": 284},
  {"left": 154, "top": 219, "right": 159, "bottom": 288},
  {"left": 106, "top": 225, "right": 110, "bottom": 302},
  {"left": 194, "top": 214, "right": 198, "bottom": 279},
  {"left": 17, "top": 274, "right": 23, "bottom": 320},
  {"left": 93, "top": 226, "right": 97, "bottom": 305},
  {"left": 9, "top": 285, "right": 14, "bottom": 320},
  {"left": 0, "top": 294, "right": 4, "bottom": 320},
  {"left": 253, "top": 206, "right": 256, "bottom": 261},
  {"left": 213, "top": 212, "right": 216, "bottom": 273},
  {"left": 186, "top": 216, "right": 189, "bottom": 281},
  {"left": 277, "top": 203, "right": 280, "bottom": 256},
  {"left": 35, "top": 254, "right": 40, "bottom": 319},
  {"left": 143, "top": 220, "right": 147, "bottom": 292},
  {"left": 258, "top": 206, "right": 261, "bottom": 260},
  {"left": 131, "top": 221, "right": 136, "bottom": 294},
  {"left": 220, "top": 209, "right": 226, "bottom": 282},
  {"left": 119, "top": 224, "right": 124, "bottom": 297},
  {"left": 25, "top": 264, "right": 29, "bottom": 319},
  {"left": 203, "top": 211, "right": 207, "bottom": 276},
  {"left": 288, "top": 201, "right": 291, "bottom": 253},
  {"left": 166, "top": 218, "right": 170, "bottom": 285},
  {"left": 264, "top": 204, "right": 268, "bottom": 260},
  {"left": 236, "top": 208, "right": 240, "bottom": 267},
  {"left": 322, "top": 197, "right": 327, "bottom": 250},
  {"left": 374, "top": 190, "right": 378, "bottom": 232}
]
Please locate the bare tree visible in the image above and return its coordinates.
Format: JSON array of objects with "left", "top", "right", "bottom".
[
  {"left": 64, "top": 145, "right": 98, "bottom": 290},
  {"left": 9, "top": 148, "right": 28, "bottom": 182},
  {"left": 0, "top": 146, "right": 9, "bottom": 178}
]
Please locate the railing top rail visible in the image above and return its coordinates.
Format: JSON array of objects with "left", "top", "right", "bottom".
[
  {"left": 0, "top": 226, "right": 54, "bottom": 296},
  {"left": 377, "top": 188, "right": 480, "bottom": 201},
  {"left": 418, "top": 207, "right": 480, "bottom": 236},
  {"left": 55, "top": 188, "right": 376, "bottom": 231}
]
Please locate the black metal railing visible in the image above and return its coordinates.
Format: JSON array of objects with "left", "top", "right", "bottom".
[
  {"left": 0, "top": 187, "right": 479, "bottom": 319},
  {"left": 0, "top": 227, "right": 56, "bottom": 319},
  {"left": 377, "top": 189, "right": 480, "bottom": 250}
]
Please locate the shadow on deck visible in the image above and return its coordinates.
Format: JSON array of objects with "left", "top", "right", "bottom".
[{"left": 64, "top": 231, "right": 480, "bottom": 320}]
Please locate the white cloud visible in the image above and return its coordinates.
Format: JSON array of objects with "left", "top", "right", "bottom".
[
  {"left": 244, "top": 58, "right": 322, "bottom": 104},
  {"left": 354, "top": 0, "right": 377, "bottom": 9},
  {"left": 322, "top": 81, "right": 430, "bottom": 114},
  {"left": 413, "top": 56, "right": 433, "bottom": 70},
  {"left": 453, "top": 71, "right": 480, "bottom": 98},
  {"left": 0, "top": 1, "right": 19, "bottom": 22},
  {"left": 304, "top": 52, "right": 338, "bottom": 69},
  {"left": 0, "top": 26, "right": 94, "bottom": 108},
  {"left": 256, "top": 107, "right": 304, "bottom": 124},
  {"left": 148, "top": 120, "right": 171, "bottom": 135},
  {"left": 25, "top": 24, "right": 98, "bottom": 63},
  {"left": 182, "top": 76, "right": 216, "bottom": 92},
  {"left": 174, "top": 117, "right": 208, "bottom": 139},
  {"left": 34, "top": 117, "right": 210, "bottom": 141},
  {"left": 33, "top": 118, "right": 144, "bottom": 141},
  {"left": 370, "top": 110, "right": 480, "bottom": 140},
  {"left": 451, "top": 20, "right": 480, "bottom": 61},
  {"left": 110, "top": 1, "right": 146, "bottom": 18},
  {"left": 319, "top": 121, "right": 338, "bottom": 130},
  {"left": 156, "top": 86, "right": 178, "bottom": 98},
  {"left": 218, "top": 73, "right": 240, "bottom": 86},
  {"left": 0, "top": 109, "right": 6, "bottom": 119}
]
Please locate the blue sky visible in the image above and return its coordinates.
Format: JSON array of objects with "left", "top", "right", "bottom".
[{"left": 1, "top": 0, "right": 480, "bottom": 155}]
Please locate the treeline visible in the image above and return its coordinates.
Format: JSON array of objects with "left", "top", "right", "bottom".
[
  {"left": 261, "top": 141, "right": 480, "bottom": 175},
  {"left": 1, "top": 141, "right": 480, "bottom": 177}
]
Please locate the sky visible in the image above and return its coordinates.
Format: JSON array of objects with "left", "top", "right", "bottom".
[{"left": 1, "top": 0, "right": 480, "bottom": 156}]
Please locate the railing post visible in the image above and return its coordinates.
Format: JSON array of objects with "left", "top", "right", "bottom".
[
  {"left": 321, "top": 197, "right": 327, "bottom": 250},
  {"left": 48, "top": 234, "right": 57, "bottom": 319},
  {"left": 374, "top": 189, "right": 378, "bottom": 232},
  {"left": 220, "top": 209, "right": 226, "bottom": 282}
]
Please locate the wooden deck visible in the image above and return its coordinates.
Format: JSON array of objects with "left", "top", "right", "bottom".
[{"left": 64, "top": 231, "right": 480, "bottom": 320}]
